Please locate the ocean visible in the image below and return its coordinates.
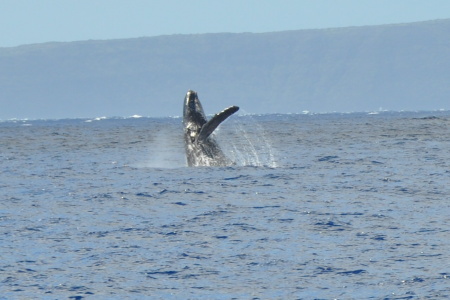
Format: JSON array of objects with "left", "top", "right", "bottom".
[{"left": 1, "top": 111, "right": 449, "bottom": 299}]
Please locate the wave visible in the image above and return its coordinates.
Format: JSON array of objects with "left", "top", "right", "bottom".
[{"left": 2, "top": 109, "right": 449, "bottom": 124}]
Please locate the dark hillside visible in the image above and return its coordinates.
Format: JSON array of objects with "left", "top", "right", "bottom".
[{"left": 1, "top": 19, "right": 449, "bottom": 119}]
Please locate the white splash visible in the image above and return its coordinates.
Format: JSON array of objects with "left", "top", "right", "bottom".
[
  {"left": 218, "top": 116, "right": 278, "bottom": 167},
  {"left": 135, "top": 130, "right": 186, "bottom": 169}
]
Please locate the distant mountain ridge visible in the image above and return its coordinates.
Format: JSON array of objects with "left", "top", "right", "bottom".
[{"left": 1, "top": 19, "right": 450, "bottom": 119}]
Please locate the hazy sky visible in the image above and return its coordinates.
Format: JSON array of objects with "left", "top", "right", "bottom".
[{"left": 2, "top": 0, "right": 450, "bottom": 47}]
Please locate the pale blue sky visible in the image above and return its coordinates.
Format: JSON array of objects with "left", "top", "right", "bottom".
[{"left": 1, "top": 0, "right": 450, "bottom": 47}]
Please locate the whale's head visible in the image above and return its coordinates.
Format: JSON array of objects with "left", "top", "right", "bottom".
[{"left": 183, "top": 90, "right": 207, "bottom": 126}]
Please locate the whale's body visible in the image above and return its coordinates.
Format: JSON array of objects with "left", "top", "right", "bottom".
[{"left": 183, "top": 90, "right": 239, "bottom": 167}]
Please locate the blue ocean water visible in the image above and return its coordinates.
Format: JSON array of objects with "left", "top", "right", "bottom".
[{"left": 1, "top": 111, "right": 450, "bottom": 299}]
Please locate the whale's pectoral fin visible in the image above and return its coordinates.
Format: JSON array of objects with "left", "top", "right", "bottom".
[{"left": 197, "top": 106, "right": 239, "bottom": 143}]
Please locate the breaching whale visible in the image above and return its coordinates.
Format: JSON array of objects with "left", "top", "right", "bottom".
[{"left": 183, "top": 90, "right": 239, "bottom": 166}]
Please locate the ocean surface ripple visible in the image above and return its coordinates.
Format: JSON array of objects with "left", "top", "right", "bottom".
[{"left": 1, "top": 111, "right": 450, "bottom": 299}]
